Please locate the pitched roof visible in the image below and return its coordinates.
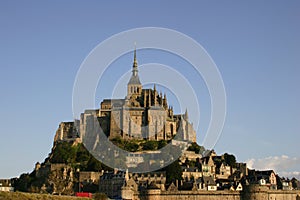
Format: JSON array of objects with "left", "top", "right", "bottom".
[
  {"left": 203, "top": 176, "right": 216, "bottom": 185},
  {"left": 128, "top": 75, "right": 141, "bottom": 85},
  {"left": 182, "top": 166, "right": 199, "bottom": 172},
  {"left": 167, "top": 182, "right": 178, "bottom": 191}
]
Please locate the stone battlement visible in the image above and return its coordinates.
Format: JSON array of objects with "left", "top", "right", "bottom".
[{"left": 122, "top": 187, "right": 300, "bottom": 200}]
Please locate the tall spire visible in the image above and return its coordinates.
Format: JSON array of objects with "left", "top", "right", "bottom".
[
  {"left": 127, "top": 44, "right": 142, "bottom": 97},
  {"left": 134, "top": 43, "right": 137, "bottom": 63},
  {"left": 132, "top": 43, "right": 138, "bottom": 76},
  {"left": 128, "top": 44, "right": 141, "bottom": 85}
]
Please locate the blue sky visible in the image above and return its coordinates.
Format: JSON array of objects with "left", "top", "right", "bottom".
[{"left": 0, "top": 1, "right": 299, "bottom": 179}]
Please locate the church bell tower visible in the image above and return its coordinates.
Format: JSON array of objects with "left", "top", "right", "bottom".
[{"left": 127, "top": 47, "right": 142, "bottom": 98}]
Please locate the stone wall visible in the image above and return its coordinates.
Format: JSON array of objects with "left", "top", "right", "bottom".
[
  {"left": 124, "top": 190, "right": 241, "bottom": 200},
  {"left": 79, "top": 171, "right": 102, "bottom": 183},
  {"left": 54, "top": 122, "right": 77, "bottom": 142},
  {"left": 122, "top": 186, "right": 300, "bottom": 200},
  {"left": 242, "top": 185, "right": 300, "bottom": 200}
]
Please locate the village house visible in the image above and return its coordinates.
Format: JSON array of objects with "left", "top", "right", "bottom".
[
  {"left": 248, "top": 169, "right": 277, "bottom": 190},
  {"left": 99, "top": 169, "right": 166, "bottom": 199},
  {"left": 0, "top": 179, "right": 14, "bottom": 192}
]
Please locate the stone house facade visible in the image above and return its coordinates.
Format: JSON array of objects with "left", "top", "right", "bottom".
[{"left": 0, "top": 179, "right": 14, "bottom": 192}]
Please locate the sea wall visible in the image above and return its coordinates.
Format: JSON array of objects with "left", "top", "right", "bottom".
[
  {"left": 122, "top": 186, "right": 300, "bottom": 200},
  {"left": 242, "top": 185, "right": 300, "bottom": 200},
  {"left": 123, "top": 189, "right": 241, "bottom": 200}
]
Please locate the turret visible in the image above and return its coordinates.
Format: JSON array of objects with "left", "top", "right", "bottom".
[
  {"left": 154, "top": 85, "right": 157, "bottom": 106},
  {"left": 184, "top": 109, "right": 189, "bottom": 121},
  {"left": 163, "top": 93, "right": 168, "bottom": 109}
]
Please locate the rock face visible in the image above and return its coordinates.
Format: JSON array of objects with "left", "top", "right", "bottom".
[
  {"left": 54, "top": 122, "right": 80, "bottom": 143},
  {"left": 46, "top": 164, "right": 75, "bottom": 195},
  {"left": 14, "top": 161, "right": 76, "bottom": 195},
  {"left": 14, "top": 140, "right": 96, "bottom": 195}
]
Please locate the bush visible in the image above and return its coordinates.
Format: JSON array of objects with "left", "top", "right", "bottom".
[
  {"left": 142, "top": 141, "right": 158, "bottom": 150},
  {"left": 158, "top": 140, "right": 167, "bottom": 149},
  {"left": 162, "top": 159, "right": 183, "bottom": 184},
  {"left": 124, "top": 141, "right": 139, "bottom": 152},
  {"left": 50, "top": 142, "right": 77, "bottom": 164},
  {"left": 187, "top": 142, "right": 205, "bottom": 154},
  {"left": 94, "top": 192, "right": 108, "bottom": 200}
]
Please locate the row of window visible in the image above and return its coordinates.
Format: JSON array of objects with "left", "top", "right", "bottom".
[{"left": 130, "top": 86, "right": 140, "bottom": 93}]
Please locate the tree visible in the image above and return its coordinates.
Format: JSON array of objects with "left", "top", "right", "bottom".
[
  {"left": 291, "top": 177, "right": 299, "bottom": 189},
  {"left": 94, "top": 192, "right": 108, "bottom": 200},
  {"left": 158, "top": 140, "right": 167, "bottom": 149},
  {"left": 187, "top": 142, "right": 205, "bottom": 154},
  {"left": 162, "top": 159, "right": 183, "bottom": 184},
  {"left": 76, "top": 144, "right": 90, "bottom": 163},
  {"left": 142, "top": 141, "right": 158, "bottom": 150},
  {"left": 223, "top": 153, "right": 236, "bottom": 167},
  {"left": 124, "top": 141, "right": 139, "bottom": 152},
  {"left": 50, "top": 142, "right": 77, "bottom": 164},
  {"left": 14, "top": 173, "right": 32, "bottom": 192},
  {"left": 86, "top": 156, "right": 102, "bottom": 171},
  {"left": 111, "top": 136, "right": 124, "bottom": 147}
]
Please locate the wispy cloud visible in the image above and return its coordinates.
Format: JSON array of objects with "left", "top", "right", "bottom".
[{"left": 246, "top": 155, "right": 300, "bottom": 179}]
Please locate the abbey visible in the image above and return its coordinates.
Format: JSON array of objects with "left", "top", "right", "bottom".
[{"left": 97, "top": 48, "right": 196, "bottom": 142}]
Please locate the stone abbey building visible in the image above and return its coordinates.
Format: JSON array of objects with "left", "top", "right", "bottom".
[
  {"left": 54, "top": 48, "right": 196, "bottom": 143},
  {"left": 97, "top": 49, "right": 196, "bottom": 142}
]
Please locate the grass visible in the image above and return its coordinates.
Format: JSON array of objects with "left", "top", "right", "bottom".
[{"left": 0, "top": 192, "right": 89, "bottom": 200}]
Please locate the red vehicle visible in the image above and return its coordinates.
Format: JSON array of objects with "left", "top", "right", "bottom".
[{"left": 75, "top": 192, "right": 93, "bottom": 198}]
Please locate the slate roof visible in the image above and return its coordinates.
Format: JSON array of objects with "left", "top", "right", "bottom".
[
  {"left": 182, "top": 166, "right": 200, "bottom": 172},
  {"left": 128, "top": 75, "right": 141, "bottom": 85},
  {"left": 100, "top": 171, "right": 125, "bottom": 180},
  {"left": 202, "top": 176, "right": 216, "bottom": 185}
]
